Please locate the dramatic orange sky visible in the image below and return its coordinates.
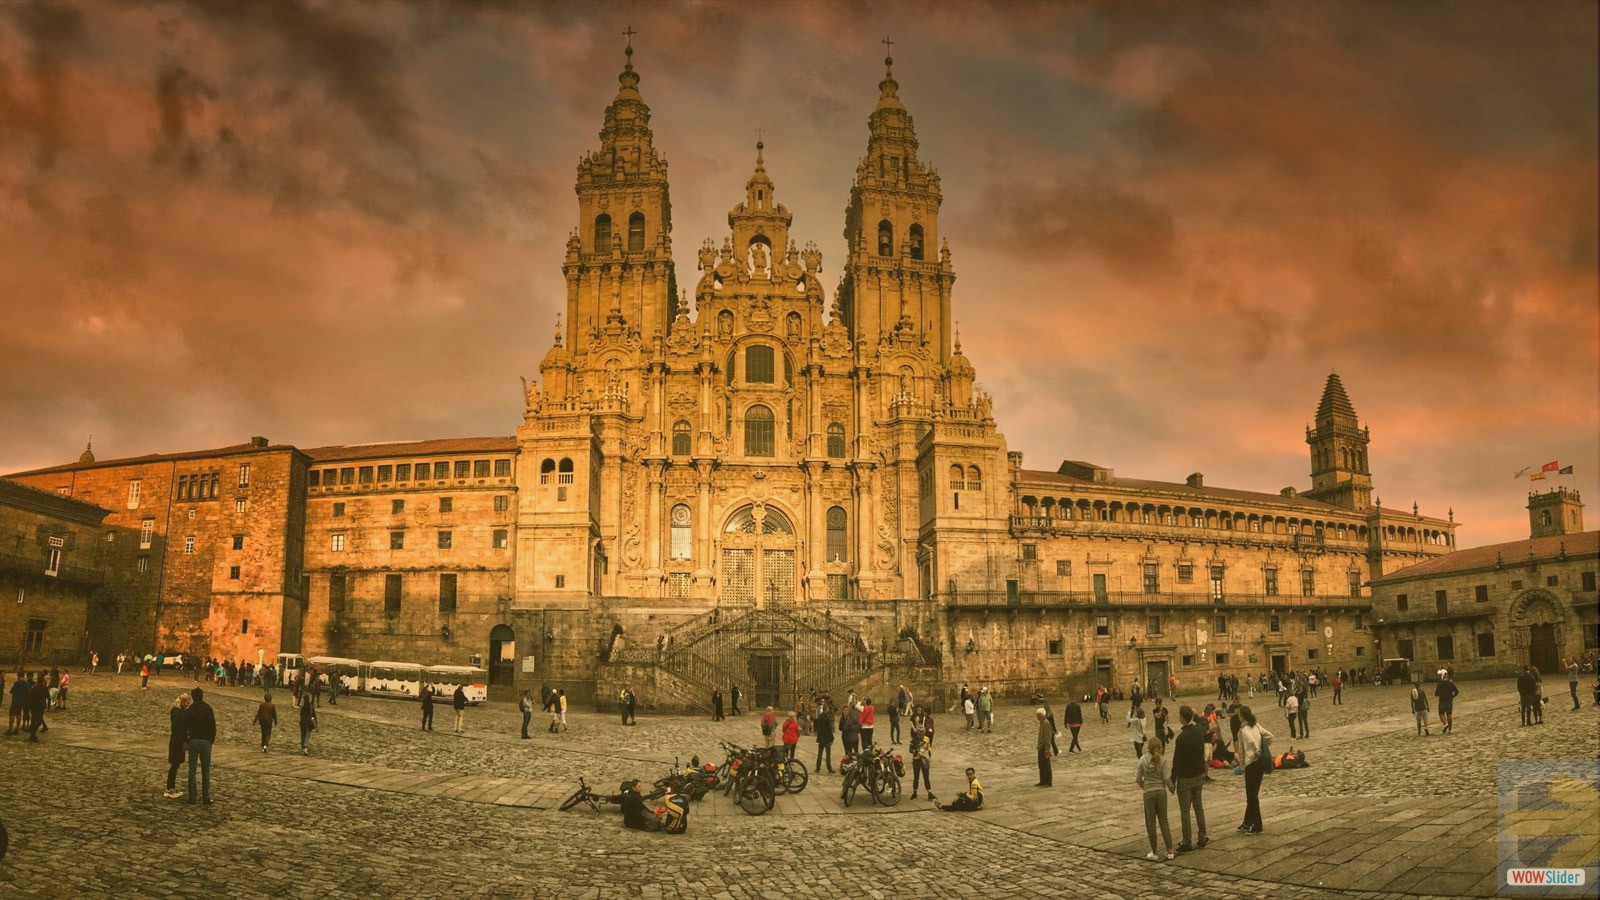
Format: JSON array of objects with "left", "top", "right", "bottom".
[{"left": 1, "top": 0, "right": 1595, "bottom": 546}]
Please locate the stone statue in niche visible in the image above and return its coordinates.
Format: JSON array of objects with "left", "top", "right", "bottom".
[
  {"left": 786, "top": 312, "right": 801, "bottom": 343},
  {"left": 748, "top": 241, "right": 771, "bottom": 276},
  {"left": 718, "top": 310, "right": 734, "bottom": 342}
]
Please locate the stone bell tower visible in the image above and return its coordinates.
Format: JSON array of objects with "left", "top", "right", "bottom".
[{"left": 1305, "top": 372, "right": 1374, "bottom": 511}]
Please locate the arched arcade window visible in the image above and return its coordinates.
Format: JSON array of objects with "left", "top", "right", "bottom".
[
  {"left": 594, "top": 214, "right": 612, "bottom": 254},
  {"left": 877, "top": 220, "right": 893, "bottom": 256},
  {"left": 671, "top": 420, "right": 692, "bottom": 456},
  {"left": 627, "top": 212, "right": 645, "bottom": 252},
  {"left": 827, "top": 423, "right": 846, "bottom": 458},
  {"left": 745, "top": 405, "right": 775, "bottom": 457},
  {"left": 826, "top": 506, "right": 848, "bottom": 561},
  {"left": 909, "top": 224, "right": 924, "bottom": 260}
]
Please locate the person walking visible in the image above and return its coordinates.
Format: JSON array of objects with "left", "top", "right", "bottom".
[
  {"left": 1064, "top": 699, "right": 1084, "bottom": 752},
  {"left": 452, "top": 684, "right": 468, "bottom": 734},
  {"left": 6, "top": 672, "right": 27, "bottom": 735},
  {"left": 1236, "top": 705, "right": 1271, "bottom": 834},
  {"left": 184, "top": 687, "right": 217, "bottom": 804},
  {"left": 163, "top": 692, "right": 192, "bottom": 798},
  {"left": 729, "top": 683, "right": 741, "bottom": 716},
  {"left": 1138, "top": 738, "right": 1176, "bottom": 861},
  {"left": 859, "top": 698, "right": 876, "bottom": 750},
  {"left": 557, "top": 689, "right": 568, "bottom": 731},
  {"left": 1564, "top": 657, "right": 1582, "bottom": 711},
  {"left": 298, "top": 692, "right": 318, "bottom": 755},
  {"left": 253, "top": 692, "right": 277, "bottom": 752},
  {"left": 519, "top": 691, "right": 534, "bottom": 739},
  {"left": 781, "top": 711, "right": 800, "bottom": 761},
  {"left": 1035, "top": 707, "right": 1054, "bottom": 787},
  {"left": 1410, "top": 683, "right": 1430, "bottom": 736},
  {"left": 1128, "top": 705, "right": 1148, "bottom": 759},
  {"left": 26, "top": 674, "right": 49, "bottom": 741},
  {"left": 1283, "top": 690, "right": 1300, "bottom": 739},
  {"left": 813, "top": 699, "right": 835, "bottom": 773},
  {"left": 1435, "top": 674, "right": 1459, "bottom": 734},
  {"left": 711, "top": 688, "right": 724, "bottom": 722},
  {"left": 938, "top": 768, "right": 983, "bottom": 812},
  {"left": 1097, "top": 686, "right": 1111, "bottom": 724},
  {"left": 887, "top": 700, "right": 902, "bottom": 744},
  {"left": 55, "top": 671, "right": 69, "bottom": 711},
  {"left": 1172, "top": 705, "right": 1209, "bottom": 852},
  {"left": 908, "top": 716, "right": 934, "bottom": 801},
  {"left": 421, "top": 685, "right": 435, "bottom": 732}
]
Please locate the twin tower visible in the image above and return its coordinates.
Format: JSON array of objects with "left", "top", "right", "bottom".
[{"left": 515, "top": 45, "right": 995, "bottom": 606}]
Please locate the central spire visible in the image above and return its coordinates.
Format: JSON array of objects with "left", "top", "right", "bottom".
[{"left": 876, "top": 38, "right": 903, "bottom": 111}]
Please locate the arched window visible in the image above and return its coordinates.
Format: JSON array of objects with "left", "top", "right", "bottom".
[
  {"left": 557, "top": 458, "right": 574, "bottom": 484},
  {"left": 877, "top": 220, "right": 893, "bottom": 256},
  {"left": 967, "top": 465, "right": 982, "bottom": 491},
  {"left": 1541, "top": 510, "right": 1553, "bottom": 526},
  {"left": 539, "top": 458, "right": 555, "bottom": 485},
  {"left": 671, "top": 420, "right": 692, "bottom": 456},
  {"left": 761, "top": 508, "right": 794, "bottom": 534},
  {"left": 594, "top": 214, "right": 612, "bottom": 254},
  {"left": 909, "top": 224, "right": 924, "bottom": 260},
  {"left": 949, "top": 464, "right": 965, "bottom": 490},
  {"left": 745, "top": 345, "right": 775, "bottom": 383},
  {"left": 827, "top": 423, "right": 846, "bottom": 458},
  {"left": 745, "top": 405, "right": 775, "bottom": 457},
  {"left": 670, "top": 504, "right": 692, "bottom": 559},
  {"left": 627, "top": 211, "right": 645, "bottom": 252},
  {"left": 826, "top": 506, "right": 848, "bottom": 562}
]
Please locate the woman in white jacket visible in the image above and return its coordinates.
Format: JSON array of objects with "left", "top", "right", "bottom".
[
  {"left": 1235, "top": 705, "right": 1272, "bottom": 834},
  {"left": 1128, "top": 705, "right": 1148, "bottom": 758}
]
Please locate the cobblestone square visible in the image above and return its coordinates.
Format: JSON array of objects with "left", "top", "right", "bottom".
[{"left": 1, "top": 673, "right": 1594, "bottom": 898}]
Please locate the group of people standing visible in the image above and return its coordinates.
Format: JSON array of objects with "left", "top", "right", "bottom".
[{"left": 5, "top": 669, "right": 62, "bottom": 741}]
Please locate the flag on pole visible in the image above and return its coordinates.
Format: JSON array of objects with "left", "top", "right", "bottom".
[
  {"left": 1514, "top": 466, "right": 1533, "bottom": 478},
  {"left": 1559, "top": 465, "right": 1574, "bottom": 475},
  {"left": 1540, "top": 460, "right": 1560, "bottom": 473},
  {"left": 1531, "top": 471, "right": 1547, "bottom": 481}
]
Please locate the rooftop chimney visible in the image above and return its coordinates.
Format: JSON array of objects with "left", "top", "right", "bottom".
[
  {"left": 249, "top": 436, "right": 269, "bottom": 448},
  {"left": 1186, "top": 472, "right": 1204, "bottom": 488}
]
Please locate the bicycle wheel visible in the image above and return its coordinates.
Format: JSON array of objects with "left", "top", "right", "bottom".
[
  {"left": 771, "top": 762, "right": 791, "bottom": 796},
  {"left": 874, "top": 770, "right": 902, "bottom": 807},
  {"left": 782, "top": 760, "right": 809, "bottom": 794},
  {"left": 559, "top": 788, "right": 589, "bottom": 812},
  {"left": 737, "top": 778, "right": 772, "bottom": 816},
  {"left": 841, "top": 773, "right": 858, "bottom": 807}
]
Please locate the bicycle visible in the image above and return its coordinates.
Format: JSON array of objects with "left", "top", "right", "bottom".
[{"left": 559, "top": 777, "right": 615, "bottom": 813}]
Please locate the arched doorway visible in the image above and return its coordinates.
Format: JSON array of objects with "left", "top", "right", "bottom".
[
  {"left": 488, "top": 624, "right": 516, "bottom": 686},
  {"left": 1509, "top": 591, "right": 1564, "bottom": 675},
  {"left": 720, "top": 504, "right": 797, "bottom": 606}
]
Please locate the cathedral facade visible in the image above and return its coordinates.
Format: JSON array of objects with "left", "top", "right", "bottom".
[{"left": 5, "top": 49, "right": 1465, "bottom": 706}]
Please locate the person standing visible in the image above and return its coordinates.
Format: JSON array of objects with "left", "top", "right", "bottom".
[
  {"left": 759, "top": 706, "right": 778, "bottom": 748},
  {"left": 813, "top": 699, "right": 835, "bottom": 773},
  {"left": 781, "top": 711, "right": 800, "bottom": 761},
  {"left": 1331, "top": 672, "right": 1343, "bottom": 705},
  {"left": 420, "top": 685, "right": 435, "bottom": 732},
  {"left": 1516, "top": 666, "right": 1536, "bottom": 726},
  {"left": 140, "top": 661, "right": 150, "bottom": 691},
  {"left": 1296, "top": 687, "right": 1310, "bottom": 738},
  {"left": 253, "top": 692, "right": 277, "bottom": 752},
  {"left": 519, "top": 690, "right": 534, "bottom": 739},
  {"left": 1035, "top": 708, "right": 1054, "bottom": 787},
  {"left": 1283, "top": 690, "right": 1300, "bottom": 738},
  {"left": 840, "top": 706, "right": 861, "bottom": 759},
  {"left": 887, "top": 700, "right": 902, "bottom": 745},
  {"left": 1564, "top": 657, "right": 1582, "bottom": 711},
  {"left": 963, "top": 693, "right": 976, "bottom": 730},
  {"left": 1064, "top": 699, "right": 1084, "bottom": 752},
  {"left": 908, "top": 716, "right": 934, "bottom": 801},
  {"left": 6, "top": 672, "right": 26, "bottom": 736},
  {"left": 163, "top": 693, "right": 192, "bottom": 798},
  {"left": 557, "top": 689, "right": 568, "bottom": 732},
  {"left": 298, "top": 692, "right": 318, "bottom": 755},
  {"left": 977, "top": 689, "right": 993, "bottom": 733},
  {"left": 1435, "top": 675, "right": 1458, "bottom": 735},
  {"left": 1097, "top": 687, "right": 1110, "bottom": 724},
  {"left": 452, "top": 684, "right": 468, "bottom": 734},
  {"left": 1129, "top": 679, "right": 1144, "bottom": 720},
  {"left": 1137, "top": 738, "right": 1176, "bottom": 861},
  {"left": 327, "top": 670, "right": 339, "bottom": 706},
  {"left": 859, "top": 698, "right": 876, "bottom": 750},
  {"left": 1172, "top": 705, "right": 1208, "bottom": 852},
  {"left": 184, "top": 687, "right": 217, "bottom": 804},
  {"left": 625, "top": 687, "right": 638, "bottom": 726},
  {"left": 116, "top": 652, "right": 126, "bottom": 675},
  {"left": 729, "top": 683, "right": 741, "bottom": 716},
  {"left": 711, "top": 688, "right": 724, "bottom": 722},
  {"left": 1236, "top": 705, "right": 1271, "bottom": 834}
]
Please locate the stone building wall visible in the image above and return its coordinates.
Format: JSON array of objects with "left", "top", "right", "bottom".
[{"left": 0, "top": 478, "right": 111, "bottom": 665}]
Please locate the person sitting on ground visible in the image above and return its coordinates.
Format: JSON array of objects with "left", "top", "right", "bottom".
[
  {"left": 938, "top": 768, "right": 983, "bottom": 812},
  {"left": 618, "top": 779, "right": 658, "bottom": 831}
]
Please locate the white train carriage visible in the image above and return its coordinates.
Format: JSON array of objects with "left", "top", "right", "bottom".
[
  {"left": 307, "top": 656, "right": 365, "bottom": 694},
  {"left": 423, "top": 664, "right": 489, "bottom": 705},
  {"left": 363, "top": 661, "right": 424, "bottom": 699}
]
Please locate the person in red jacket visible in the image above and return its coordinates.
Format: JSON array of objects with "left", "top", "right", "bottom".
[
  {"left": 860, "top": 698, "right": 876, "bottom": 750},
  {"left": 781, "top": 711, "right": 801, "bottom": 760}
]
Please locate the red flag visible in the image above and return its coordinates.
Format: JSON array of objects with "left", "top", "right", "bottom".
[{"left": 1541, "top": 460, "right": 1560, "bottom": 473}]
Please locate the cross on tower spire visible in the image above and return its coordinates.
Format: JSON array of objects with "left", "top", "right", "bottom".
[{"left": 622, "top": 25, "right": 637, "bottom": 48}]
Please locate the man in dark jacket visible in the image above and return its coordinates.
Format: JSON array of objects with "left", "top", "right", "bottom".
[
  {"left": 1172, "top": 705, "right": 1209, "bottom": 852},
  {"left": 619, "top": 780, "right": 656, "bottom": 831},
  {"left": 184, "top": 687, "right": 217, "bottom": 803},
  {"left": 27, "top": 674, "right": 50, "bottom": 741},
  {"left": 1063, "top": 700, "right": 1083, "bottom": 752},
  {"left": 452, "top": 685, "right": 468, "bottom": 734},
  {"left": 813, "top": 700, "right": 836, "bottom": 773},
  {"left": 421, "top": 686, "right": 435, "bottom": 731},
  {"left": 1516, "top": 666, "right": 1538, "bottom": 726}
]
